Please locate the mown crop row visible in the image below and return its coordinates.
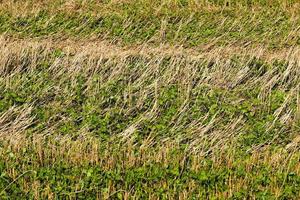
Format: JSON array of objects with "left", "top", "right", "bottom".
[
  {"left": 0, "top": 0, "right": 299, "bottom": 48},
  {"left": 0, "top": 38, "right": 300, "bottom": 198}
]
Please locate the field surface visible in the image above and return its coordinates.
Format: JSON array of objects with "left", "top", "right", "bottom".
[{"left": 0, "top": 0, "right": 300, "bottom": 199}]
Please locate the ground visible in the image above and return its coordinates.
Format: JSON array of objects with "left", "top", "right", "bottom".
[{"left": 0, "top": 0, "right": 300, "bottom": 199}]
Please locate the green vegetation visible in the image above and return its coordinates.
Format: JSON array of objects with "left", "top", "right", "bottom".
[
  {"left": 0, "top": 0, "right": 299, "bottom": 48},
  {"left": 0, "top": 0, "right": 300, "bottom": 199}
]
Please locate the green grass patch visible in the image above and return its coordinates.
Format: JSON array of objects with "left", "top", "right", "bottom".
[{"left": 0, "top": 2, "right": 299, "bottom": 48}]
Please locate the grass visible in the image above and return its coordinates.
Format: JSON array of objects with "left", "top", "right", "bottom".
[
  {"left": 0, "top": 0, "right": 300, "bottom": 199},
  {"left": 0, "top": 38, "right": 300, "bottom": 198},
  {"left": 0, "top": 0, "right": 299, "bottom": 49}
]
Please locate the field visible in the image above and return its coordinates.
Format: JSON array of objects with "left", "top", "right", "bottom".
[{"left": 0, "top": 0, "right": 300, "bottom": 199}]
